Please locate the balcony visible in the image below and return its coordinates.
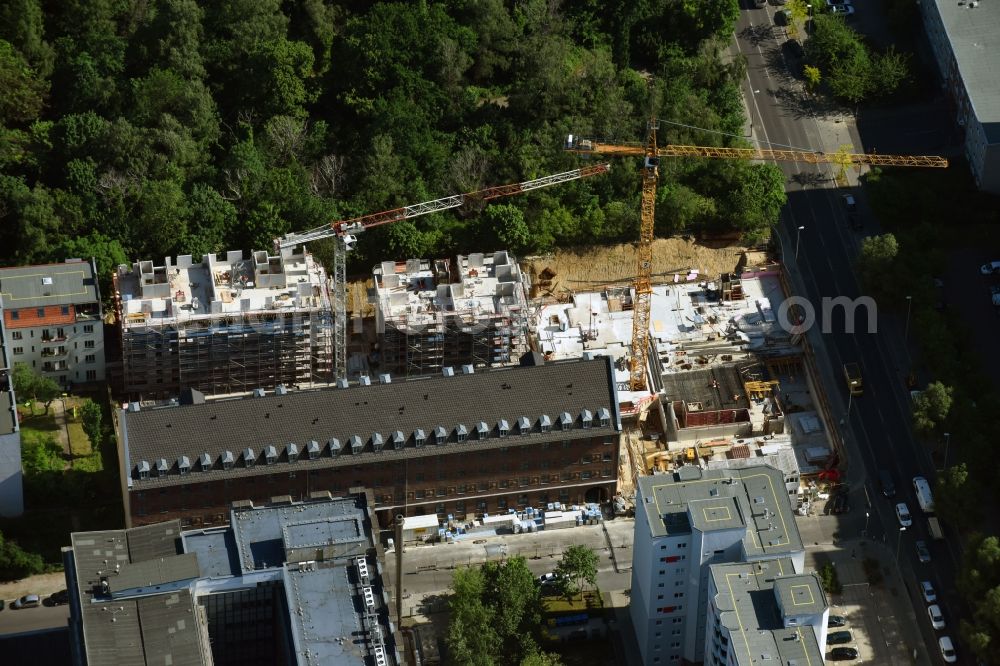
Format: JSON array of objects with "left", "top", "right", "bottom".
[
  {"left": 42, "top": 361, "right": 68, "bottom": 372},
  {"left": 40, "top": 347, "right": 68, "bottom": 358}
]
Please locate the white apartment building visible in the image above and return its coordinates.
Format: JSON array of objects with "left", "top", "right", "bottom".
[
  {"left": 705, "top": 559, "right": 826, "bottom": 665},
  {"left": 0, "top": 258, "right": 105, "bottom": 389},
  {"left": 630, "top": 466, "right": 806, "bottom": 665}
]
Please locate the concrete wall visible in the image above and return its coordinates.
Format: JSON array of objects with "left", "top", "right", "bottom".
[{"left": 0, "top": 431, "right": 24, "bottom": 517}]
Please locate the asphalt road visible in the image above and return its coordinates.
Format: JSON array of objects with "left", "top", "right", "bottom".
[
  {"left": 732, "top": 3, "right": 967, "bottom": 663},
  {"left": 0, "top": 601, "right": 69, "bottom": 636}
]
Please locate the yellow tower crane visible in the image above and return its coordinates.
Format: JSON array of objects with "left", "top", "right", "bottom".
[{"left": 565, "top": 124, "right": 948, "bottom": 392}]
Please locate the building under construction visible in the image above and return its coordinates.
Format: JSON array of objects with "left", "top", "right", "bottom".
[
  {"left": 115, "top": 248, "right": 333, "bottom": 400},
  {"left": 373, "top": 251, "right": 530, "bottom": 377}
]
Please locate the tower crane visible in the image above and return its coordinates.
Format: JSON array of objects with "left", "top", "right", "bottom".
[
  {"left": 565, "top": 123, "right": 948, "bottom": 392},
  {"left": 275, "top": 163, "right": 612, "bottom": 380}
]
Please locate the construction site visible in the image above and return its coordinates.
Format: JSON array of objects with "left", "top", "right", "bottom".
[
  {"left": 372, "top": 251, "right": 530, "bottom": 377},
  {"left": 113, "top": 247, "right": 333, "bottom": 400}
]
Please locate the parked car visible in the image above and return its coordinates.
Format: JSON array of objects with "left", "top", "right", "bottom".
[
  {"left": 830, "top": 646, "right": 859, "bottom": 660},
  {"left": 827, "top": 614, "right": 848, "bottom": 628},
  {"left": 939, "top": 636, "right": 957, "bottom": 663},
  {"left": 828, "top": 630, "right": 853, "bottom": 645},
  {"left": 921, "top": 581, "right": 937, "bottom": 603},
  {"left": 916, "top": 540, "right": 932, "bottom": 564},
  {"left": 879, "top": 470, "right": 896, "bottom": 497},
  {"left": 928, "top": 604, "right": 945, "bottom": 630},
  {"left": 980, "top": 261, "right": 1000, "bottom": 275},
  {"left": 830, "top": 5, "right": 855, "bottom": 16},
  {"left": 825, "top": 0, "right": 852, "bottom": 6},
  {"left": 12, "top": 594, "right": 40, "bottom": 609},
  {"left": 538, "top": 572, "right": 559, "bottom": 585},
  {"left": 46, "top": 589, "right": 69, "bottom": 606},
  {"left": 0, "top": 598, "right": 5, "bottom": 611},
  {"left": 895, "top": 502, "right": 913, "bottom": 527}
]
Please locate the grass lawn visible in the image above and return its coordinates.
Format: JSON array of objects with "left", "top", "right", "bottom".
[
  {"left": 19, "top": 412, "right": 59, "bottom": 433},
  {"left": 542, "top": 590, "right": 604, "bottom": 614}
]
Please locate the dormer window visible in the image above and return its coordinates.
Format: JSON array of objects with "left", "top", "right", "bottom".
[
  {"left": 517, "top": 416, "right": 531, "bottom": 435},
  {"left": 372, "top": 432, "right": 384, "bottom": 451},
  {"left": 243, "top": 448, "right": 256, "bottom": 468},
  {"left": 456, "top": 424, "right": 468, "bottom": 443},
  {"left": 199, "top": 453, "right": 212, "bottom": 472},
  {"left": 415, "top": 429, "right": 426, "bottom": 448},
  {"left": 598, "top": 407, "right": 611, "bottom": 428},
  {"left": 392, "top": 431, "right": 406, "bottom": 450},
  {"left": 287, "top": 442, "right": 299, "bottom": 462},
  {"left": 137, "top": 460, "right": 150, "bottom": 480},
  {"left": 540, "top": 415, "right": 552, "bottom": 433},
  {"left": 307, "top": 441, "right": 321, "bottom": 460},
  {"left": 476, "top": 422, "right": 489, "bottom": 440},
  {"left": 350, "top": 435, "right": 363, "bottom": 454},
  {"left": 178, "top": 456, "right": 190, "bottom": 476},
  {"left": 498, "top": 419, "right": 509, "bottom": 438},
  {"left": 434, "top": 426, "right": 447, "bottom": 445},
  {"left": 560, "top": 412, "right": 573, "bottom": 430},
  {"left": 222, "top": 450, "right": 234, "bottom": 470},
  {"left": 264, "top": 445, "right": 278, "bottom": 465},
  {"left": 581, "top": 409, "right": 593, "bottom": 429},
  {"left": 329, "top": 438, "right": 342, "bottom": 456},
  {"left": 156, "top": 458, "right": 169, "bottom": 477}
]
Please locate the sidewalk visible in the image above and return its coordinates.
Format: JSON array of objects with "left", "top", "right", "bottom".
[{"left": 0, "top": 572, "right": 67, "bottom": 605}]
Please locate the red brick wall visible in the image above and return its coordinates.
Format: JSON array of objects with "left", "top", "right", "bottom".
[
  {"left": 130, "top": 434, "right": 620, "bottom": 528},
  {"left": 4, "top": 305, "right": 77, "bottom": 329}
]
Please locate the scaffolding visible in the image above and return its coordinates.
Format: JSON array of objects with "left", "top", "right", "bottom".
[
  {"left": 114, "top": 248, "right": 334, "bottom": 400},
  {"left": 374, "top": 251, "right": 530, "bottom": 377}
]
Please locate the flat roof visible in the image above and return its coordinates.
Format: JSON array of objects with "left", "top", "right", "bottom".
[
  {"left": 374, "top": 251, "right": 527, "bottom": 324},
  {"left": 122, "top": 356, "right": 620, "bottom": 489},
  {"left": 116, "top": 248, "right": 329, "bottom": 329},
  {"left": 930, "top": 0, "right": 1000, "bottom": 138},
  {"left": 637, "top": 466, "right": 803, "bottom": 557},
  {"left": 709, "top": 559, "right": 825, "bottom": 666},
  {"left": 109, "top": 552, "right": 201, "bottom": 594},
  {"left": 0, "top": 259, "right": 98, "bottom": 309}
]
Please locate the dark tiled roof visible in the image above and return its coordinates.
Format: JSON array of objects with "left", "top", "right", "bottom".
[
  {"left": 123, "top": 357, "right": 620, "bottom": 489},
  {"left": 0, "top": 260, "right": 99, "bottom": 308}
]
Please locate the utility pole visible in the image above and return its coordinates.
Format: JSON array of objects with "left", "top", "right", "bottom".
[
  {"left": 395, "top": 514, "right": 404, "bottom": 622},
  {"left": 795, "top": 226, "right": 805, "bottom": 262}
]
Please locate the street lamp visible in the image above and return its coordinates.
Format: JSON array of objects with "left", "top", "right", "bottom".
[
  {"left": 795, "top": 226, "right": 805, "bottom": 262},
  {"left": 864, "top": 511, "right": 870, "bottom": 538},
  {"left": 895, "top": 526, "right": 907, "bottom": 566},
  {"left": 904, "top": 296, "right": 913, "bottom": 344},
  {"left": 943, "top": 432, "right": 951, "bottom": 470}
]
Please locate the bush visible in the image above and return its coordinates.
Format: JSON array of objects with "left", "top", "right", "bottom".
[
  {"left": 819, "top": 562, "right": 842, "bottom": 594},
  {"left": 0, "top": 529, "right": 46, "bottom": 581}
]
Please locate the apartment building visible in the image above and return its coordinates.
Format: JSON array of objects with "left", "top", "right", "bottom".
[
  {"left": 0, "top": 315, "right": 23, "bottom": 517},
  {"left": 373, "top": 251, "right": 530, "bottom": 377},
  {"left": 704, "top": 559, "right": 826, "bottom": 666},
  {"left": 918, "top": 0, "right": 1000, "bottom": 193},
  {"left": 0, "top": 258, "right": 105, "bottom": 388},
  {"left": 63, "top": 490, "right": 399, "bottom": 666},
  {"left": 114, "top": 247, "right": 333, "bottom": 400},
  {"left": 629, "top": 466, "right": 805, "bottom": 665},
  {"left": 115, "top": 355, "right": 621, "bottom": 528}
]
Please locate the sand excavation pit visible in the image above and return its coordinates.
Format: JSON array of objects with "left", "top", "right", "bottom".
[{"left": 523, "top": 238, "right": 749, "bottom": 300}]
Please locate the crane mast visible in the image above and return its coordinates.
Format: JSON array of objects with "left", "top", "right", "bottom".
[
  {"left": 565, "top": 133, "right": 947, "bottom": 392},
  {"left": 275, "top": 163, "right": 612, "bottom": 381}
]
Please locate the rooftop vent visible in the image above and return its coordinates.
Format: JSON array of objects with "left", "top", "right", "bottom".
[
  {"left": 392, "top": 431, "right": 405, "bottom": 450},
  {"left": 178, "top": 456, "right": 190, "bottom": 475},
  {"left": 41, "top": 276, "right": 53, "bottom": 285},
  {"left": 265, "top": 445, "right": 278, "bottom": 465},
  {"left": 243, "top": 448, "right": 256, "bottom": 468},
  {"left": 379, "top": 373, "right": 391, "bottom": 385},
  {"left": 274, "top": 384, "right": 288, "bottom": 396},
  {"left": 336, "top": 378, "right": 349, "bottom": 389},
  {"left": 350, "top": 435, "right": 363, "bottom": 453},
  {"left": 358, "top": 375, "right": 371, "bottom": 386},
  {"left": 199, "top": 453, "right": 212, "bottom": 472},
  {"left": 442, "top": 366, "right": 455, "bottom": 377},
  {"left": 461, "top": 364, "right": 475, "bottom": 375},
  {"left": 127, "top": 402, "right": 140, "bottom": 413},
  {"left": 252, "top": 388, "right": 266, "bottom": 398},
  {"left": 155, "top": 458, "right": 169, "bottom": 476},
  {"left": 222, "top": 450, "right": 235, "bottom": 470},
  {"left": 286, "top": 442, "right": 299, "bottom": 462},
  {"left": 434, "top": 425, "right": 447, "bottom": 444},
  {"left": 307, "top": 440, "right": 321, "bottom": 460},
  {"left": 372, "top": 432, "right": 385, "bottom": 451},
  {"left": 329, "top": 438, "right": 341, "bottom": 456}
]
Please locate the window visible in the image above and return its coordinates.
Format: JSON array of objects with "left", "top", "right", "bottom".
[
  {"left": 37, "top": 308, "right": 45, "bottom": 317},
  {"left": 85, "top": 354, "right": 95, "bottom": 363},
  {"left": 581, "top": 471, "right": 592, "bottom": 480},
  {"left": 84, "top": 340, "right": 95, "bottom": 349},
  {"left": 83, "top": 324, "right": 94, "bottom": 333},
  {"left": 61, "top": 306, "right": 70, "bottom": 316},
  {"left": 11, "top": 331, "right": 22, "bottom": 340},
  {"left": 674, "top": 592, "right": 684, "bottom": 598},
  {"left": 10, "top": 310, "right": 18, "bottom": 320},
  {"left": 86, "top": 370, "right": 96, "bottom": 381},
  {"left": 12, "top": 347, "right": 23, "bottom": 355}
]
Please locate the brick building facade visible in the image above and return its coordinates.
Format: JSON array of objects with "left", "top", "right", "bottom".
[{"left": 118, "top": 356, "right": 621, "bottom": 528}]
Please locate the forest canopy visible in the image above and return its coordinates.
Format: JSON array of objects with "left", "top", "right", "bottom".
[{"left": 0, "top": 0, "right": 781, "bottom": 276}]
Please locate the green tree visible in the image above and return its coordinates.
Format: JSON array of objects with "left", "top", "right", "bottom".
[
  {"left": 519, "top": 654, "right": 564, "bottom": 666},
  {"left": 80, "top": 399, "right": 103, "bottom": 451},
  {"left": 911, "top": 381, "right": 953, "bottom": 432},
  {"left": 0, "top": 530, "right": 46, "bottom": 581},
  {"left": 482, "top": 204, "right": 531, "bottom": 254},
  {"left": 21, "top": 430, "right": 64, "bottom": 473},
  {"left": 803, "top": 65, "right": 821, "bottom": 94},
  {"left": 871, "top": 47, "right": 910, "bottom": 98},
  {"left": 936, "top": 463, "right": 974, "bottom": 525},
  {"left": 856, "top": 233, "right": 899, "bottom": 298},
  {"left": 447, "top": 565, "right": 499, "bottom": 666},
  {"left": 0, "top": 39, "right": 49, "bottom": 125},
  {"left": 12, "top": 362, "right": 61, "bottom": 413},
  {"left": 555, "top": 545, "right": 599, "bottom": 598}
]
